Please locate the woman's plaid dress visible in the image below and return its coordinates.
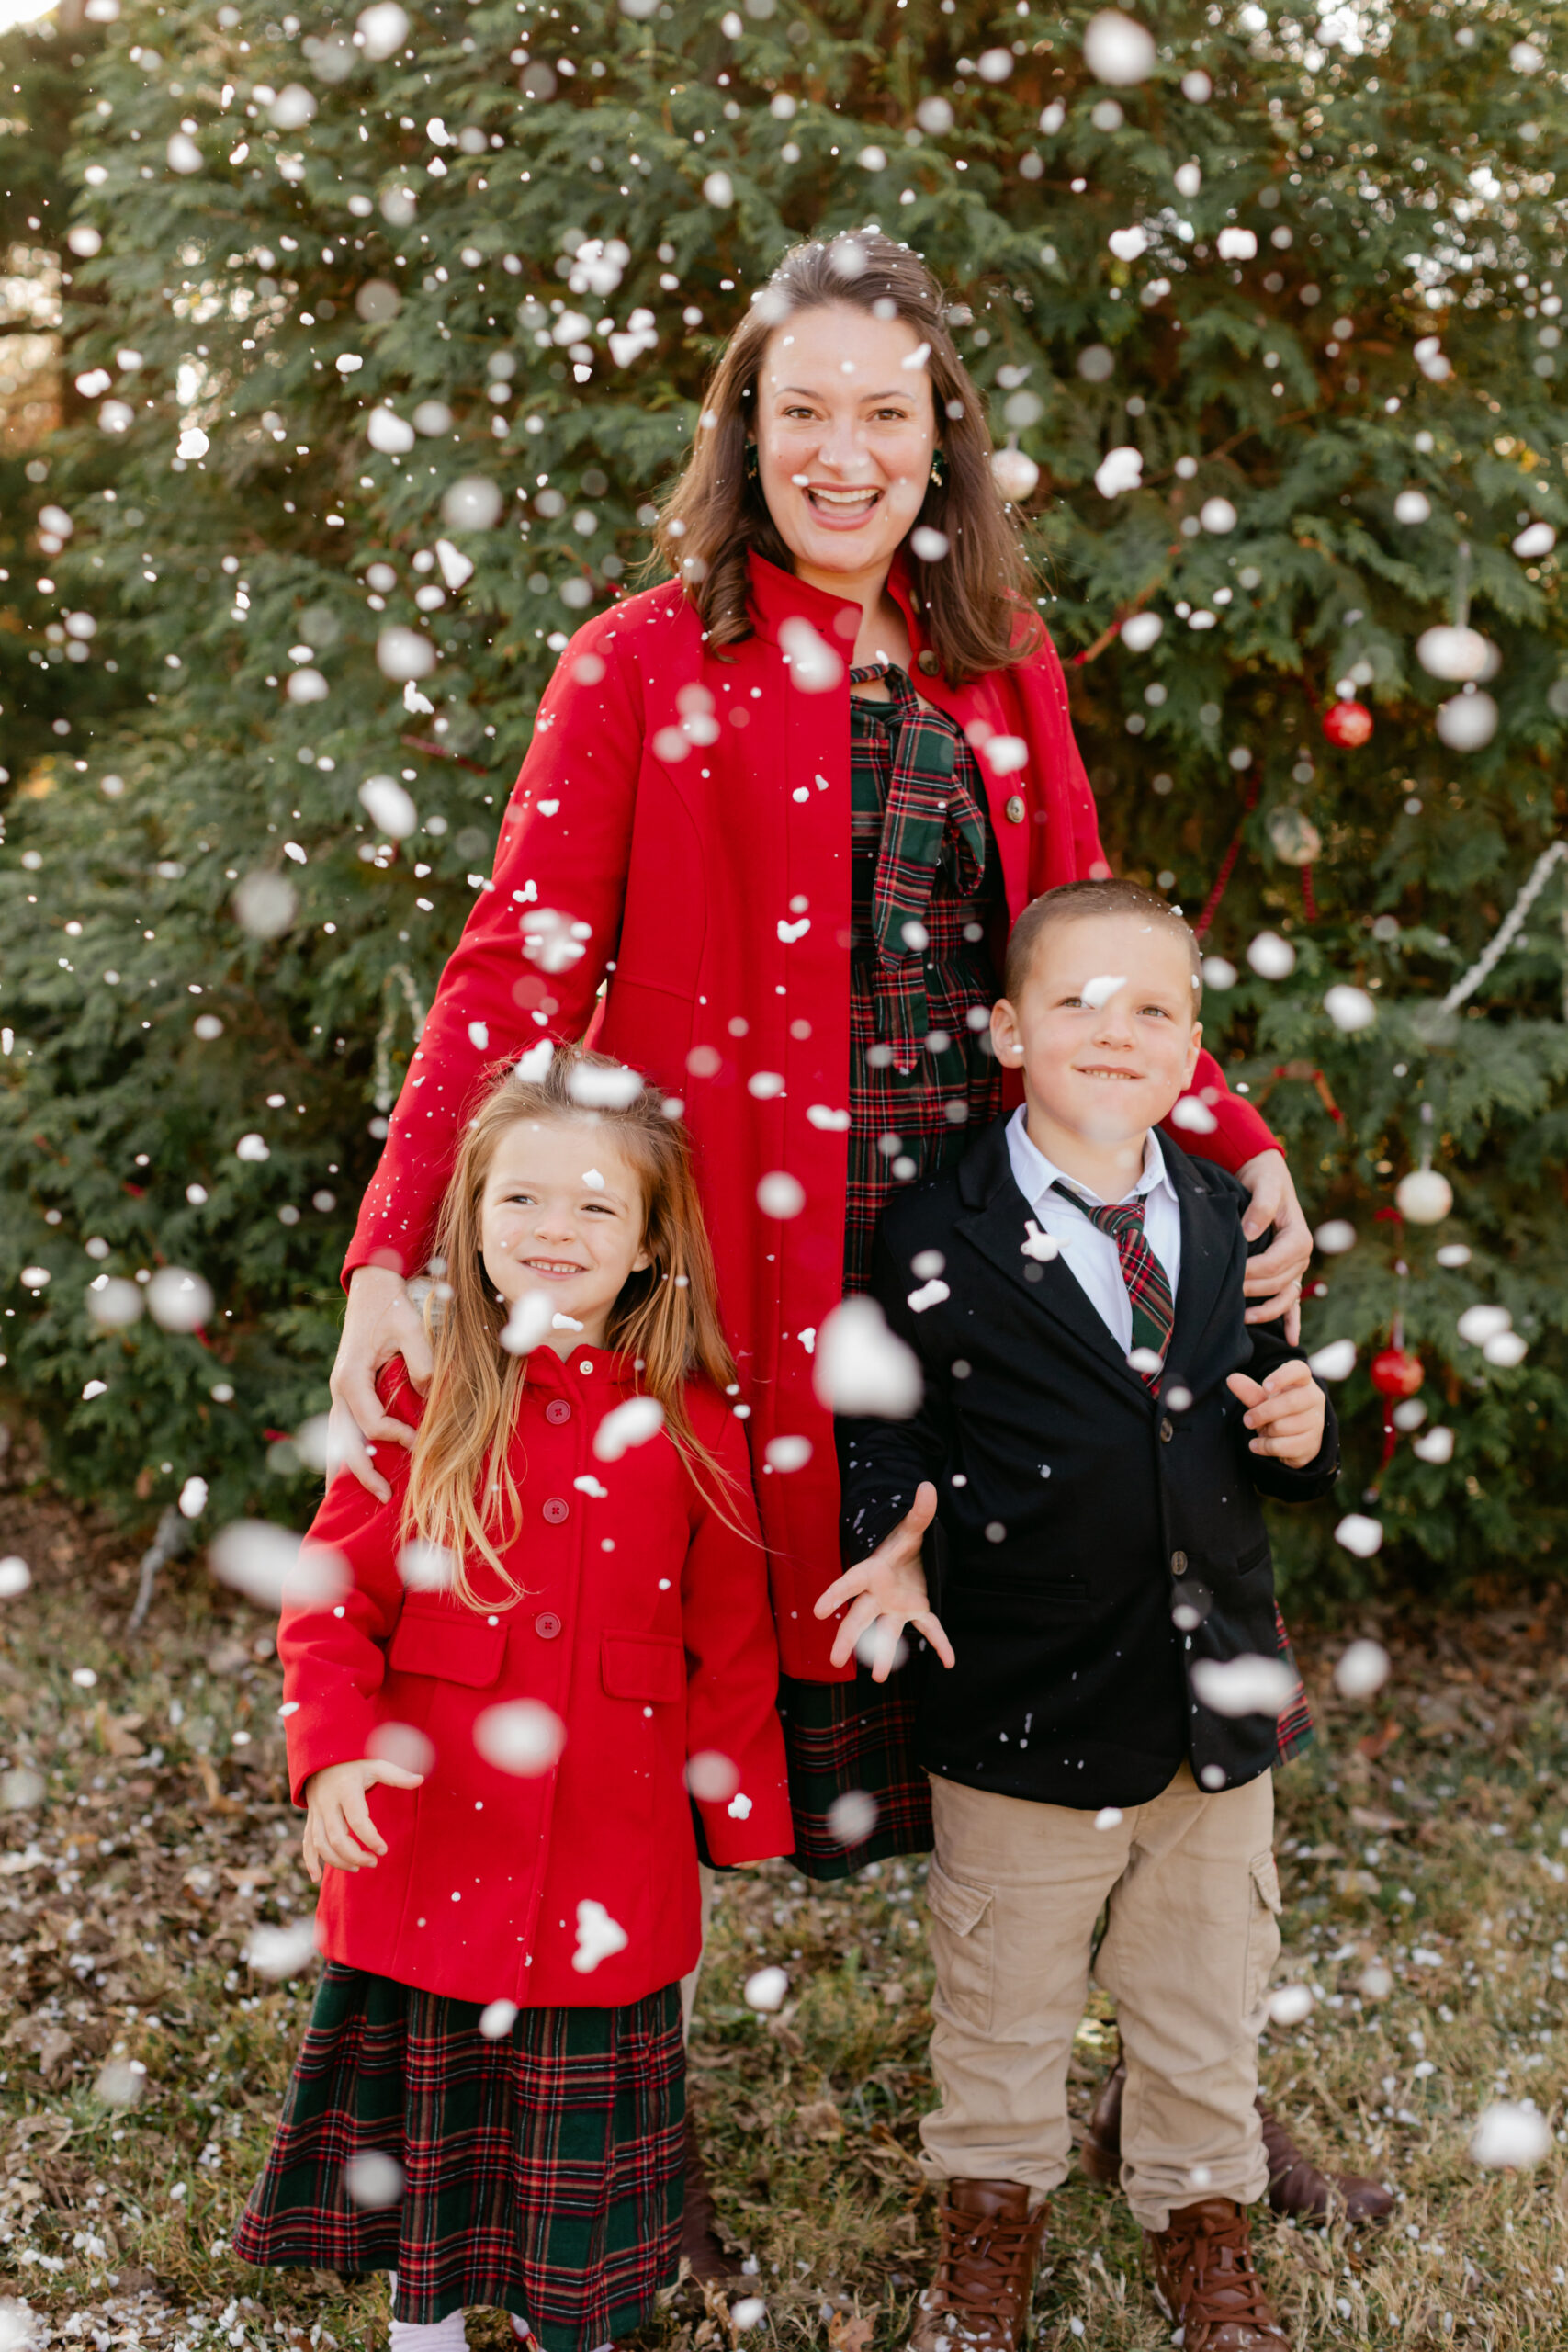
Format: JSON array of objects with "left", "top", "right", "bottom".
[{"left": 780, "top": 664, "right": 1007, "bottom": 1878}]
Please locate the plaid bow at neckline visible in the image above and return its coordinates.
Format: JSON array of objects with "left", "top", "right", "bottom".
[
  {"left": 852, "top": 662, "right": 988, "bottom": 1061},
  {"left": 1051, "top": 1182, "right": 1175, "bottom": 1386}
]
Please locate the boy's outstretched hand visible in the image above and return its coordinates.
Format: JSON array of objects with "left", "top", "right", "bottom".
[
  {"left": 813, "top": 1481, "right": 956, "bottom": 1683},
  {"left": 302, "top": 1756, "right": 424, "bottom": 1883},
  {"left": 1227, "top": 1360, "right": 1327, "bottom": 1468}
]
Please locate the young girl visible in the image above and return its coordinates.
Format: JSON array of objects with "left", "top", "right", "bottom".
[{"left": 234, "top": 1047, "right": 792, "bottom": 2350}]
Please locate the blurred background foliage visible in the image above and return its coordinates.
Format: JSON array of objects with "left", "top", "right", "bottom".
[{"left": 1, "top": 0, "right": 1566, "bottom": 1603}]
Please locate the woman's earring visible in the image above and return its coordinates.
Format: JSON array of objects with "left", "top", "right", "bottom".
[
  {"left": 929, "top": 448, "right": 948, "bottom": 487},
  {"left": 744, "top": 441, "right": 761, "bottom": 482}
]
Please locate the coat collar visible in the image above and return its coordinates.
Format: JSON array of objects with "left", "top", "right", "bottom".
[
  {"left": 953, "top": 1115, "right": 1240, "bottom": 1404},
  {"left": 745, "top": 548, "right": 931, "bottom": 664}
]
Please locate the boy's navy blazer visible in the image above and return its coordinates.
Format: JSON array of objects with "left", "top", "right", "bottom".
[{"left": 837, "top": 1115, "right": 1340, "bottom": 1810}]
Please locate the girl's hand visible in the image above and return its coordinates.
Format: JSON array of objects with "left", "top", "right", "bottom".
[
  {"left": 1235, "top": 1151, "right": 1311, "bottom": 1340},
  {"left": 813, "top": 1482, "right": 955, "bottom": 1682},
  {"left": 1227, "top": 1362, "right": 1327, "bottom": 1468},
  {"left": 301, "top": 1757, "right": 424, "bottom": 1883},
  {"left": 327, "top": 1265, "right": 434, "bottom": 1501}
]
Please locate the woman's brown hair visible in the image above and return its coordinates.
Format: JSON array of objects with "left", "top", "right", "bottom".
[
  {"left": 402, "top": 1046, "right": 741, "bottom": 1609},
  {"left": 651, "top": 230, "right": 1041, "bottom": 686}
]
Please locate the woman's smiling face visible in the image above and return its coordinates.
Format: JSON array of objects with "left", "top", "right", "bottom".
[{"left": 754, "top": 300, "right": 937, "bottom": 584}]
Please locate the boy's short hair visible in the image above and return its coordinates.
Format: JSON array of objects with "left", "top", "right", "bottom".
[{"left": 1003, "top": 878, "right": 1204, "bottom": 1012}]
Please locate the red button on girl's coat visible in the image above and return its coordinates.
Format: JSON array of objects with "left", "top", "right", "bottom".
[
  {"left": 534, "top": 1611, "right": 562, "bottom": 1640},
  {"left": 544, "top": 1398, "right": 571, "bottom": 1425},
  {"left": 541, "top": 1496, "right": 570, "bottom": 1524}
]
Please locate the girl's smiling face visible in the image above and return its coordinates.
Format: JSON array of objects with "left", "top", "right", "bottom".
[
  {"left": 479, "top": 1116, "right": 650, "bottom": 1356},
  {"left": 755, "top": 300, "right": 937, "bottom": 587}
]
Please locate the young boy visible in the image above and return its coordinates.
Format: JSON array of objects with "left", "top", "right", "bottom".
[{"left": 820, "top": 879, "right": 1339, "bottom": 2352}]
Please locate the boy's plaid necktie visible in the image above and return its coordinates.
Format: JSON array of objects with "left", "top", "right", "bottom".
[{"left": 1052, "top": 1183, "right": 1174, "bottom": 1386}]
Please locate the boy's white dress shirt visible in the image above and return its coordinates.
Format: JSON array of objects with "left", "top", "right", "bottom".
[{"left": 1003, "top": 1104, "right": 1182, "bottom": 1356}]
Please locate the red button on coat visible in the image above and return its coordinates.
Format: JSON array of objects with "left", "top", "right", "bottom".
[
  {"left": 534, "top": 1611, "right": 562, "bottom": 1640},
  {"left": 541, "top": 1496, "right": 570, "bottom": 1524},
  {"left": 544, "top": 1398, "right": 572, "bottom": 1425}
]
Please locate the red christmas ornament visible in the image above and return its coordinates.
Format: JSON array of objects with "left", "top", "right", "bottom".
[
  {"left": 1322, "top": 698, "right": 1374, "bottom": 749},
  {"left": 1370, "top": 1346, "right": 1424, "bottom": 1401}
]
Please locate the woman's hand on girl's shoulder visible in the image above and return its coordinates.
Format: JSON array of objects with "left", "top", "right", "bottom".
[
  {"left": 301, "top": 1756, "right": 424, "bottom": 1883},
  {"left": 328, "top": 1265, "right": 434, "bottom": 1501}
]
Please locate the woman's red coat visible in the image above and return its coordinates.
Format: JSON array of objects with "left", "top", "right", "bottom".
[
  {"left": 348, "top": 553, "right": 1280, "bottom": 1683},
  {"left": 280, "top": 1354, "right": 793, "bottom": 2007}
]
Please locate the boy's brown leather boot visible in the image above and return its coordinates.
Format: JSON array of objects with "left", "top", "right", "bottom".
[
  {"left": 907, "top": 2179, "right": 1049, "bottom": 2352},
  {"left": 1145, "top": 2197, "right": 1290, "bottom": 2351},
  {"left": 1081, "top": 2059, "right": 1394, "bottom": 2226}
]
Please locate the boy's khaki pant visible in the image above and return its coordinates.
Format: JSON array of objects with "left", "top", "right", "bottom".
[{"left": 919, "top": 1763, "right": 1280, "bottom": 2232}]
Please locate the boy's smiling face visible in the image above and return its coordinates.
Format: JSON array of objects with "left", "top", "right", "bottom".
[{"left": 992, "top": 910, "right": 1203, "bottom": 1184}]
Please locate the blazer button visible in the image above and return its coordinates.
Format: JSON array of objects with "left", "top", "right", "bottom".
[
  {"left": 916, "top": 648, "right": 940, "bottom": 676},
  {"left": 541, "top": 1495, "right": 570, "bottom": 1524},
  {"left": 1004, "top": 794, "right": 1026, "bottom": 824},
  {"left": 1170, "top": 1550, "right": 1188, "bottom": 1577},
  {"left": 544, "top": 1398, "right": 572, "bottom": 1425},
  {"left": 534, "top": 1611, "right": 562, "bottom": 1640},
  {"left": 1159, "top": 1418, "right": 1175, "bottom": 1443}
]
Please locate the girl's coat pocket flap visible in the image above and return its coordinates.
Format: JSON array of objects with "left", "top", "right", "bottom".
[
  {"left": 388, "top": 1605, "right": 507, "bottom": 1690},
  {"left": 601, "top": 1631, "right": 685, "bottom": 1704}
]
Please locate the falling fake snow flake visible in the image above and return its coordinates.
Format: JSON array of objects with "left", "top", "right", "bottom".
[
  {"left": 593, "top": 1395, "right": 666, "bottom": 1461},
  {"left": 1470, "top": 2101, "right": 1551, "bottom": 2170},
  {"left": 245, "top": 1917, "right": 321, "bottom": 1980},
  {"left": 743, "top": 1964, "right": 789, "bottom": 2013},
  {"left": 1190, "top": 1653, "right": 1298, "bottom": 1717},
  {"left": 344, "top": 2151, "right": 406, "bottom": 2209},
  {"left": 360, "top": 774, "right": 419, "bottom": 837},
  {"left": 572, "top": 1899, "right": 629, "bottom": 1973},
  {"left": 779, "top": 616, "right": 843, "bottom": 693},
  {"left": 1083, "top": 9, "right": 1156, "bottom": 84},
  {"left": 0, "top": 1558, "right": 31, "bottom": 1600},
  {"left": 1333, "top": 1638, "right": 1391, "bottom": 1700},
  {"left": 474, "top": 1699, "right": 567, "bottom": 1775},
  {"left": 479, "top": 1999, "right": 520, "bottom": 2041},
  {"left": 1266, "top": 1984, "right": 1314, "bottom": 2027},
  {"left": 1335, "top": 1513, "right": 1385, "bottom": 1559},
  {"left": 813, "top": 1296, "right": 922, "bottom": 1419},
  {"left": 211, "top": 1521, "right": 350, "bottom": 1611},
  {"left": 828, "top": 1789, "right": 877, "bottom": 1845}
]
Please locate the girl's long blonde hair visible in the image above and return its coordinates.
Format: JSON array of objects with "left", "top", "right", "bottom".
[{"left": 401, "top": 1046, "right": 741, "bottom": 1609}]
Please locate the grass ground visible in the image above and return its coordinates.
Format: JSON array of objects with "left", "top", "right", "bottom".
[{"left": 1, "top": 1453, "right": 1566, "bottom": 2350}]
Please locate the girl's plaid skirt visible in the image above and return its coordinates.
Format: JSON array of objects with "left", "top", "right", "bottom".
[{"left": 232, "top": 1964, "right": 684, "bottom": 2346}]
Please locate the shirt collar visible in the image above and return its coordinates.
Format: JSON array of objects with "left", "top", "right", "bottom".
[
  {"left": 744, "top": 548, "right": 930, "bottom": 665},
  {"left": 1006, "top": 1104, "right": 1172, "bottom": 1216}
]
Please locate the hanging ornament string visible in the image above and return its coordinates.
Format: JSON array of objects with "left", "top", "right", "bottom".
[
  {"left": 1437, "top": 837, "right": 1566, "bottom": 1017},
  {"left": 1192, "top": 776, "right": 1260, "bottom": 942}
]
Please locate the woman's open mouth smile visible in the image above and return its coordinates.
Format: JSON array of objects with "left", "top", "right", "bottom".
[{"left": 804, "top": 481, "right": 883, "bottom": 525}]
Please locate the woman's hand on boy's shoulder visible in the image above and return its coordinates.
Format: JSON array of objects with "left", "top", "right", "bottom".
[
  {"left": 301, "top": 1755, "right": 424, "bottom": 1883},
  {"left": 813, "top": 1482, "right": 955, "bottom": 1682},
  {"left": 1226, "top": 1360, "right": 1326, "bottom": 1469}
]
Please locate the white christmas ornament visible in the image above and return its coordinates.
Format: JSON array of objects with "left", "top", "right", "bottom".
[
  {"left": 1471, "top": 2101, "right": 1551, "bottom": 2170},
  {"left": 1413, "top": 1425, "right": 1455, "bottom": 1464},
  {"left": 1393, "top": 490, "right": 1430, "bottom": 526},
  {"left": 1333, "top": 1639, "right": 1391, "bottom": 1701},
  {"left": 1200, "top": 496, "right": 1238, "bottom": 534},
  {"left": 813, "top": 1297, "right": 922, "bottom": 1419},
  {"left": 1314, "top": 1219, "right": 1357, "bottom": 1256},
  {"left": 1335, "top": 1513, "right": 1384, "bottom": 1559},
  {"left": 1395, "top": 1169, "right": 1452, "bottom": 1224},
  {"left": 1094, "top": 445, "right": 1143, "bottom": 498},
  {"left": 1324, "top": 984, "right": 1377, "bottom": 1034},
  {"left": 1121, "top": 611, "right": 1163, "bottom": 652},
  {"left": 991, "top": 447, "right": 1040, "bottom": 503},
  {"left": 1215, "top": 228, "right": 1258, "bottom": 262},
  {"left": 1483, "top": 1329, "right": 1528, "bottom": 1368},
  {"left": 1512, "top": 521, "right": 1555, "bottom": 560},
  {"left": 1436, "top": 691, "right": 1497, "bottom": 751},
  {"left": 1083, "top": 9, "right": 1157, "bottom": 84},
  {"left": 1416, "top": 625, "right": 1488, "bottom": 682},
  {"left": 1456, "top": 1304, "right": 1510, "bottom": 1348},
  {"left": 1307, "top": 1339, "right": 1357, "bottom": 1382}
]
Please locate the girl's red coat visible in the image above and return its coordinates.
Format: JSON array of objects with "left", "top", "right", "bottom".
[
  {"left": 280, "top": 1352, "right": 793, "bottom": 2007},
  {"left": 348, "top": 555, "right": 1280, "bottom": 1682}
]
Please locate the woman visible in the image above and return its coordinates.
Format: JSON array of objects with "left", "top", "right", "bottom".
[{"left": 331, "top": 227, "right": 1358, "bottom": 2244}]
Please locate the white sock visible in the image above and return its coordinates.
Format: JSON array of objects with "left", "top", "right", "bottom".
[{"left": 385, "top": 2277, "right": 469, "bottom": 2352}]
